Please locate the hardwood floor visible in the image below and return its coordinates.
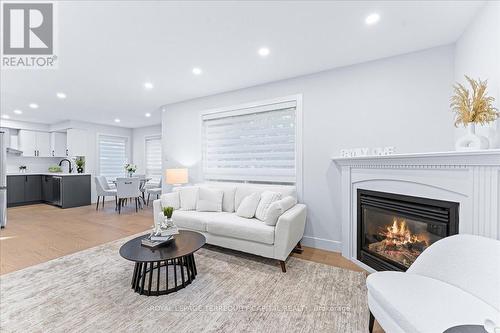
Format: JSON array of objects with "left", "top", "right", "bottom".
[{"left": 0, "top": 202, "right": 383, "bottom": 332}]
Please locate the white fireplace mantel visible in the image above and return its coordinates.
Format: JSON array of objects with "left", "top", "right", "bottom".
[{"left": 333, "top": 150, "right": 500, "bottom": 272}]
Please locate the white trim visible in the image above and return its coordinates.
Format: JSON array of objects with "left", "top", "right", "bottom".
[
  {"left": 199, "top": 94, "right": 304, "bottom": 199},
  {"left": 301, "top": 235, "right": 342, "bottom": 252}
]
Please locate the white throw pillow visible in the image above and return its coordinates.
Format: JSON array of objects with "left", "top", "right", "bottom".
[
  {"left": 255, "top": 191, "right": 282, "bottom": 221},
  {"left": 235, "top": 192, "right": 261, "bottom": 218},
  {"left": 263, "top": 196, "right": 297, "bottom": 226},
  {"left": 208, "top": 186, "right": 236, "bottom": 212},
  {"left": 178, "top": 186, "right": 199, "bottom": 211},
  {"left": 160, "top": 192, "right": 180, "bottom": 209},
  {"left": 196, "top": 188, "right": 223, "bottom": 212}
]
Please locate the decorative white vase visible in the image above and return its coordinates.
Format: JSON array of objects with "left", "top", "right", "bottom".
[{"left": 455, "top": 123, "right": 489, "bottom": 151}]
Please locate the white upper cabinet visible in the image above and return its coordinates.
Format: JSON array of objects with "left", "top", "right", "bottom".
[
  {"left": 50, "top": 132, "right": 67, "bottom": 157},
  {"left": 66, "top": 129, "right": 87, "bottom": 156},
  {"left": 18, "top": 130, "right": 51, "bottom": 157},
  {"left": 36, "top": 132, "right": 51, "bottom": 157},
  {"left": 19, "top": 130, "right": 37, "bottom": 157}
]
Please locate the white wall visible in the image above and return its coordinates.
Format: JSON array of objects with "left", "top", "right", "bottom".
[
  {"left": 132, "top": 125, "right": 162, "bottom": 175},
  {"left": 161, "top": 45, "right": 455, "bottom": 251},
  {"left": 454, "top": 1, "right": 500, "bottom": 147}
]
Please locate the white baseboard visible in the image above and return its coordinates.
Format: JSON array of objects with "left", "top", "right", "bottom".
[{"left": 301, "top": 236, "right": 342, "bottom": 252}]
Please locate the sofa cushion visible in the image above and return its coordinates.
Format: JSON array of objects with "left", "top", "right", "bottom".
[
  {"left": 206, "top": 213, "right": 275, "bottom": 245},
  {"left": 171, "top": 210, "right": 222, "bottom": 232},
  {"left": 236, "top": 193, "right": 261, "bottom": 218},
  {"left": 367, "top": 271, "right": 500, "bottom": 333},
  {"left": 160, "top": 192, "right": 180, "bottom": 209},
  {"left": 234, "top": 184, "right": 296, "bottom": 210},
  {"left": 255, "top": 191, "right": 282, "bottom": 221},
  {"left": 263, "top": 196, "right": 298, "bottom": 226},
  {"left": 196, "top": 187, "right": 223, "bottom": 212},
  {"left": 176, "top": 186, "right": 198, "bottom": 211},
  {"left": 206, "top": 185, "right": 236, "bottom": 213}
]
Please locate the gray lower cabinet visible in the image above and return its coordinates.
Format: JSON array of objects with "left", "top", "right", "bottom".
[
  {"left": 6, "top": 176, "right": 25, "bottom": 206},
  {"left": 7, "top": 174, "right": 91, "bottom": 208},
  {"left": 61, "top": 175, "right": 91, "bottom": 208},
  {"left": 7, "top": 175, "right": 42, "bottom": 206},
  {"left": 24, "top": 175, "right": 42, "bottom": 202},
  {"left": 42, "top": 175, "right": 54, "bottom": 203}
]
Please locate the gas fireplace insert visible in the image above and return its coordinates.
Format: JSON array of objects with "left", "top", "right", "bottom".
[{"left": 357, "top": 189, "right": 459, "bottom": 271}]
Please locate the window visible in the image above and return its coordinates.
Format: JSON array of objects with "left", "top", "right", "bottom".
[
  {"left": 202, "top": 99, "right": 298, "bottom": 184},
  {"left": 145, "top": 136, "right": 162, "bottom": 183},
  {"left": 98, "top": 135, "right": 128, "bottom": 179}
]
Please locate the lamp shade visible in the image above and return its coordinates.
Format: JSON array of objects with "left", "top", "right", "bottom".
[{"left": 166, "top": 168, "right": 188, "bottom": 185}]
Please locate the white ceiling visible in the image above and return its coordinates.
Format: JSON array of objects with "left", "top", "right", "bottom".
[{"left": 0, "top": 0, "right": 483, "bottom": 128}]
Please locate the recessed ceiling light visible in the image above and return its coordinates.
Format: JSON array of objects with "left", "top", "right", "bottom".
[
  {"left": 56, "top": 92, "right": 66, "bottom": 99},
  {"left": 192, "top": 67, "right": 202, "bottom": 75},
  {"left": 145, "top": 113, "right": 151, "bottom": 117},
  {"left": 114, "top": 118, "right": 121, "bottom": 123},
  {"left": 365, "top": 13, "right": 380, "bottom": 25},
  {"left": 1, "top": 115, "right": 10, "bottom": 119},
  {"left": 144, "top": 82, "right": 154, "bottom": 90},
  {"left": 14, "top": 109, "right": 23, "bottom": 114},
  {"left": 258, "top": 47, "right": 270, "bottom": 57},
  {"left": 29, "top": 103, "right": 38, "bottom": 109}
]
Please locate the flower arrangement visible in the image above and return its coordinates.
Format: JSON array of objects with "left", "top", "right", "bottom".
[
  {"left": 124, "top": 163, "right": 137, "bottom": 176},
  {"left": 450, "top": 75, "right": 499, "bottom": 127}
]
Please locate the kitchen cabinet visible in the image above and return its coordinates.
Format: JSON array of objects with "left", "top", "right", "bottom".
[
  {"left": 24, "top": 175, "right": 42, "bottom": 201},
  {"left": 50, "top": 132, "right": 67, "bottom": 157},
  {"left": 66, "top": 129, "right": 87, "bottom": 156},
  {"left": 6, "top": 176, "right": 25, "bottom": 205},
  {"left": 18, "top": 130, "right": 51, "bottom": 157},
  {"left": 42, "top": 175, "right": 54, "bottom": 203},
  {"left": 6, "top": 175, "right": 42, "bottom": 205},
  {"left": 18, "top": 130, "right": 37, "bottom": 157},
  {"left": 7, "top": 174, "right": 91, "bottom": 208}
]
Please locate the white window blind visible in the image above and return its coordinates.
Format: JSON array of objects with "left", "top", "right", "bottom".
[
  {"left": 98, "top": 135, "right": 128, "bottom": 179},
  {"left": 202, "top": 100, "right": 296, "bottom": 183},
  {"left": 145, "top": 136, "right": 162, "bottom": 183}
]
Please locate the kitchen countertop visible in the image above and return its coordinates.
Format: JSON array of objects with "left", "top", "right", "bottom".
[{"left": 7, "top": 173, "right": 91, "bottom": 176}]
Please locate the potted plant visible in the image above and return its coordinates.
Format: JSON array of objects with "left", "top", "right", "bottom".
[
  {"left": 18, "top": 165, "right": 27, "bottom": 173},
  {"left": 162, "top": 206, "right": 174, "bottom": 227},
  {"left": 124, "top": 163, "right": 137, "bottom": 177},
  {"left": 451, "top": 75, "right": 499, "bottom": 150},
  {"left": 75, "top": 157, "right": 85, "bottom": 173}
]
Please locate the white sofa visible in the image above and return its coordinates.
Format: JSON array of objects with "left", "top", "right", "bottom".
[
  {"left": 367, "top": 234, "right": 500, "bottom": 333},
  {"left": 153, "top": 182, "right": 307, "bottom": 272}
]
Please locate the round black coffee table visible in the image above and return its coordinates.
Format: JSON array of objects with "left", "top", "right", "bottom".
[{"left": 119, "top": 230, "right": 206, "bottom": 296}]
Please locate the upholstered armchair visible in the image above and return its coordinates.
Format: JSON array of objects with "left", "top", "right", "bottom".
[{"left": 366, "top": 234, "right": 500, "bottom": 333}]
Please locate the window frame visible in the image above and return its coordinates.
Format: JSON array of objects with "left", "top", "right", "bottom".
[
  {"left": 97, "top": 133, "right": 130, "bottom": 180},
  {"left": 199, "top": 94, "right": 303, "bottom": 199},
  {"left": 144, "top": 134, "right": 162, "bottom": 183}
]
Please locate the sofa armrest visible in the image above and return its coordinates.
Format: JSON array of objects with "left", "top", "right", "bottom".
[{"left": 274, "top": 204, "right": 307, "bottom": 261}]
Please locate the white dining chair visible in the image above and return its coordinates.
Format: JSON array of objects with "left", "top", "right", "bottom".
[
  {"left": 95, "top": 176, "right": 117, "bottom": 210},
  {"left": 146, "top": 177, "right": 162, "bottom": 206},
  {"left": 135, "top": 174, "right": 147, "bottom": 203},
  {"left": 116, "top": 177, "right": 141, "bottom": 214}
]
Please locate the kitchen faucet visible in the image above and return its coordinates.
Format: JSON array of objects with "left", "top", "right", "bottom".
[{"left": 59, "top": 159, "right": 73, "bottom": 173}]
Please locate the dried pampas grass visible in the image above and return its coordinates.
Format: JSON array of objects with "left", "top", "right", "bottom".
[{"left": 450, "top": 75, "right": 499, "bottom": 127}]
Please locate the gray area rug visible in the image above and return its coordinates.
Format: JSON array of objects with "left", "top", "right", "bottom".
[{"left": 0, "top": 234, "right": 369, "bottom": 333}]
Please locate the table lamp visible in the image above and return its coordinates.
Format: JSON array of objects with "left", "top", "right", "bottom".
[{"left": 165, "top": 168, "right": 188, "bottom": 186}]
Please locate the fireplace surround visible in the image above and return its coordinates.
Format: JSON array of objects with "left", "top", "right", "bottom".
[{"left": 357, "top": 189, "right": 459, "bottom": 271}]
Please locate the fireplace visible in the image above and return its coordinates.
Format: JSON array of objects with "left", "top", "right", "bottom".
[{"left": 357, "top": 189, "right": 459, "bottom": 271}]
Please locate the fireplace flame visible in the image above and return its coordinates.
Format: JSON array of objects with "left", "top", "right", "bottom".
[{"left": 381, "top": 218, "right": 427, "bottom": 247}]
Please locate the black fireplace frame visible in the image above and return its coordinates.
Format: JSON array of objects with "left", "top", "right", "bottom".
[{"left": 357, "top": 189, "right": 459, "bottom": 271}]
